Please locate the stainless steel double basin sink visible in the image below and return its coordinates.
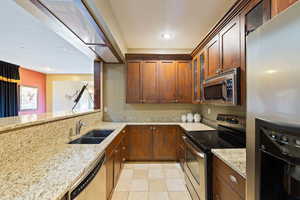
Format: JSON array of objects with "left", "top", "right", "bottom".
[{"left": 69, "top": 129, "right": 114, "bottom": 144}]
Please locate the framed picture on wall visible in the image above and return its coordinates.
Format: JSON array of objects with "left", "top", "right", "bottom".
[{"left": 19, "top": 86, "right": 38, "bottom": 111}]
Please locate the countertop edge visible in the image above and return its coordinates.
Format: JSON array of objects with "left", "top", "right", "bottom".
[{"left": 211, "top": 149, "right": 246, "bottom": 179}]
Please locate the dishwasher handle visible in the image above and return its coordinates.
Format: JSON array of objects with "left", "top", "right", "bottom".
[{"left": 70, "top": 155, "right": 105, "bottom": 200}]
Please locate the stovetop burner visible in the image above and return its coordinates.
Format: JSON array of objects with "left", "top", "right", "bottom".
[{"left": 186, "top": 114, "right": 246, "bottom": 152}]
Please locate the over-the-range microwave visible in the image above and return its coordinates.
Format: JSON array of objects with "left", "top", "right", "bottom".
[{"left": 202, "top": 67, "right": 240, "bottom": 106}]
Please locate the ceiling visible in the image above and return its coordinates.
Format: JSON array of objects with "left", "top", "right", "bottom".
[
  {"left": 0, "top": 0, "right": 94, "bottom": 74},
  {"left": 109, "top": 0, "right": 237, "bottom": 51}
]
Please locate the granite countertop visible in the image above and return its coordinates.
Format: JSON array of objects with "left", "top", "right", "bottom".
[
  {"left": 211, "top": 148, "right": 246, "bottom": 178},
  {"left": 0, "top": 122, "right": 214, "bottom": 200}
]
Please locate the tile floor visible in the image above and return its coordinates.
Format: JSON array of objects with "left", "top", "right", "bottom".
[{"left": 111, "top": 162, "right": 191, "bottom": 200}]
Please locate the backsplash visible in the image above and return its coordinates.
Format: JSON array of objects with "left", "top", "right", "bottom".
[
  {"left": 199, "top": 104, "right": 246, "bottom": 127},
  {"left": 103, "top": 64, "right": 202, "bottom": 122}
]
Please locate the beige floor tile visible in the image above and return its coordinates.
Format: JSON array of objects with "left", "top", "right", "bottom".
[
  {"left": 124, "top": 163, "right": 135, "bottom": 169},
  {"left": 168, "top": 191, "right": 191, "bottom": 200},
  {"left": 162, "top": 163, "right": 179, "bottom": 169},
  {"left": 116, "top": 179, "right": 132, "bottom": 191},
  {"left": 128, "top": 192, "right": 148, "bottom": 200},
  {"left": 149, "top": 179, "right": 168, "bottom": 192},
  {"left": 149, "top": 168, "right": 164, "bottom": 179},
  {"left": 166, "top": 179, "right": 186, "bottom": 191},
  {"left": 130, "top": 179, "right": 149, "bottom": 191},
  {"left": 133, "top": 163, "right": 149, "bottom": 169},
  {"left": 133, "top": 169, "right": 148, "bottom": 179},
  {"left": 147, "top": 163, "right": 163, "bottom": 168},
  {"left": 149, "top": 192, "right": 169, "bottom": 200},
  {"left": 119, "top": 169, "right": 134, "bottom": 180},
  {"left": 164, "top": 169, "right": 183, "bottom": 178},
  {"left": 111, "top": 191, "right": 129, "bottom": 200}
]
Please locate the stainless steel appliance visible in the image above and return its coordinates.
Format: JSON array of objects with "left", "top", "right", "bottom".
[
  {"left": 183, "top": 114, "right": 246, "bottom": 200},
  {"left": 257, "top": 119, "right": 300, "bottom": 200},
  {"left": 69, "top": 153, "right": 106, "bottom": 200},
  {"left": 246, "top": 3, "right": 300, "bottom": 200},
  {"left": 202, "top": 68, "right": 240, "bottom": 105}
]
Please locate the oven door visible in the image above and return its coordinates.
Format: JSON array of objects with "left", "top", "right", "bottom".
[
  {"left": 202, "top": 67, "right": 239, "bottom": 105},
  {"left": 183, "top": 136, "right": 207, "bottom": 200}
]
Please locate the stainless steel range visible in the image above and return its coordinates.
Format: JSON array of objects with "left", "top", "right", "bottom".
[{"left": 183, "top": 114, "right": 246, "bottom": 200}]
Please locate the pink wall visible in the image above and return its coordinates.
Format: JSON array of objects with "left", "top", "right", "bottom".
[{"left": 19, "top": 67, "right": 46, "bottom": 115}]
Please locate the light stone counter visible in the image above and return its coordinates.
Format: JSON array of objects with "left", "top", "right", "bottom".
[
  {"left": 0, "top": 121, "right": 214, "bottom": 200},
  {"left": 211, "top": 148, "right": 246, "bottom": 178}
]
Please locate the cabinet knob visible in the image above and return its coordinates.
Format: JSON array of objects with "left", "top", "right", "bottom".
[
  {"left": 122, "top": 130, "right": 126, "bottom": 133},
  {"left": 122, "top": 158, "right": 126, "bottom": 161},
  {"left": 122, "top": 146, "right": 126, "bottom": 150},
  {"left": 229, "top": 175, "right": 238, "bottom": 184},
  {"left": 152, "top": 127, "right": 156, "bottom": 130},
  {"left": 115, "top": 150, "right": 118, "bottom": 153}
]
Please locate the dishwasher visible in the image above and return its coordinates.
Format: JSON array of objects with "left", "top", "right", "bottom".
[{"left": 69, "top": 153, "right": 106, "bottom": 200}]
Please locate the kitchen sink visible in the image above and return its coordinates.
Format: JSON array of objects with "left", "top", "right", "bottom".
[
  {"left": 68, "top": 129, "right": 114, "bottom": 144},
  {"left": 84, "top": 129, "right": 114, "bottom": 138},
  {"left": 69, "top": 137, "right": 104, "bottom": 144}
]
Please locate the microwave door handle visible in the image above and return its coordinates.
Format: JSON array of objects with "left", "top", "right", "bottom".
[{"left": 222, "top": 81, "right": 228, "bottom": 101}]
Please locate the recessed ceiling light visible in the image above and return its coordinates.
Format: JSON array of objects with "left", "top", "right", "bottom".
[
  {"left": 45, "top": 67, "right": 53, "bottom": 72},
  {"left": 161, "top": 33, "right": 172, "bottom": 40}
]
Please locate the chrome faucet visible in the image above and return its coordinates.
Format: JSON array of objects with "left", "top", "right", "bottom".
[{"left": 76, "top": 120, "right": 85, "bottom": 136}]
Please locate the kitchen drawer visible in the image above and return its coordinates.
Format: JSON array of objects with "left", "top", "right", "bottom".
[
  {"left": 213, "top": 175, "right": 243, "bottom": 200},
  {"left": 213, "top": 156, "right": 245, "bottom": 198},
  {"left": 106, "top": 128, "right": 126, "bottom": 155}
]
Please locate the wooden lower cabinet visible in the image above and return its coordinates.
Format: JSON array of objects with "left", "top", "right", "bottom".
[
  {"left": 106, "top": 152, "right": 114, "bottom": 199},
  {"left": 106, "top": 128, "right": 127, "bottom": 200},
  {"left": 153, "top": 126, "right": 178, "bottom": 160},
  {"left": 127, "top": 125, "right": 179, "bottom": 161},
  {"left": 127, "top": 125, "right": 153, "bottom": 160},
  {"left": 213, "top": 156, "right": 245, "bottom": 200}
]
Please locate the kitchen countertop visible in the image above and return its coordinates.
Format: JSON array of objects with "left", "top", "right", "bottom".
[
  {"left": 211, "top": 148, "right": 246, "bottom": 178},
  {"left": 0, "top": 122, "right": 214, "bottom": 200}
]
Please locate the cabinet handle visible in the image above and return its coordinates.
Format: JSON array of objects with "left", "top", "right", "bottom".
[
  {"left": 229, "top": 175, "right": 238, "bottom": 184},
  {"left": 122, "top": 158, "right": 126, "bottom": 162},
  {"left": 115, "top": 150, "right": 118, "bottom": 153},
  {"left": 122, "top": 146, "right": 126, "bottom": 150},
  {"left": 122, "top": 130, "right": 126, "bottom": 133},
  {"left": 152, "top": 127, "right": 156, "bottom": 130}
]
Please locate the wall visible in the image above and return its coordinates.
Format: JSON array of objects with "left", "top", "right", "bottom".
[
  {"left": 19, "top": 67, "right": 46, "bottom": 115},
  {"left": 103, "top": 63, "right": 246, "bottom": 123},
  {"left": 46, "top": 74, "right": 93, "bottom": 112}
]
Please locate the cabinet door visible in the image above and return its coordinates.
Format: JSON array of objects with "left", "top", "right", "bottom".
[
  {"left": 271, "top": 0, "right": 299, "bottom": 17},
  {"left": 158, "top": 61, "right": 177, "bottom": 103},
  {"left": 106, "top": 152, "right": 114, "bottom": 199},
  {"left": 141, "top": 61, "right": 159, "bottom": 103},
  {"left": 206, "top": 36, "right": 220, "bottom": 79},
  {"left": 126, "top": 61, "right": 141, "bottom": 103},
  {"left": 192, "top": 56, "right": 201, "bottom": 103},
  {"left": 114, "top": 144, "right": 122, "bottom": 187},
  {"left": 153, "top": 126, "right": 178, "bottom": 160},
  {"left": 127, "top": 126, "right": 153, "bottom": 160},
  {"left": 177, "top": 61, "right": 192, "bottom": 103},
  {"left": 213, "top": 175, "right": 243, "bottom": 200},
  {"left": 220, "top": 16, "right": 241, "bottom": 71}
]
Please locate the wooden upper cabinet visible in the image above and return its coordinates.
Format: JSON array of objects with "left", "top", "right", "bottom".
[
  {"left": 141, "top": 61, "right": 159, "bottom": 103},
  {"left": 219, "top": 16, "right": 241, "bottom": 71},
  {"left": 271, "top": 0, "right": 299, "bottom": 17},
  {"left": 206, "top": 35, "right": 220, "bottom": 79},
  {"left": 177, "top": 61, "right": 192, "bottom": 103},
  {"left": 126, "top": 61, "right": 141, "bottom": 103},
  {"left": 192, "top": 56, "right": 201, "bottom": 103},
  {"left": 158, "top": 61, "right": 177, "bottom": 103},
  {"left": 127, "top": 126, "right": 153, "bottom": 160},
  {"left": 153, "top": 126, "right": 178, "bottom": 160}
]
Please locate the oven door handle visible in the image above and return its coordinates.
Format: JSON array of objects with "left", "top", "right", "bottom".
[{"left": 182, "top": 136, "right": 205, "bottom": 159}]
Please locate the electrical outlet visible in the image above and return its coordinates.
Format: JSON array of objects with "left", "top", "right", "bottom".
[{"left": 208, "top": 108, "right": 211, "bottom": 115}]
